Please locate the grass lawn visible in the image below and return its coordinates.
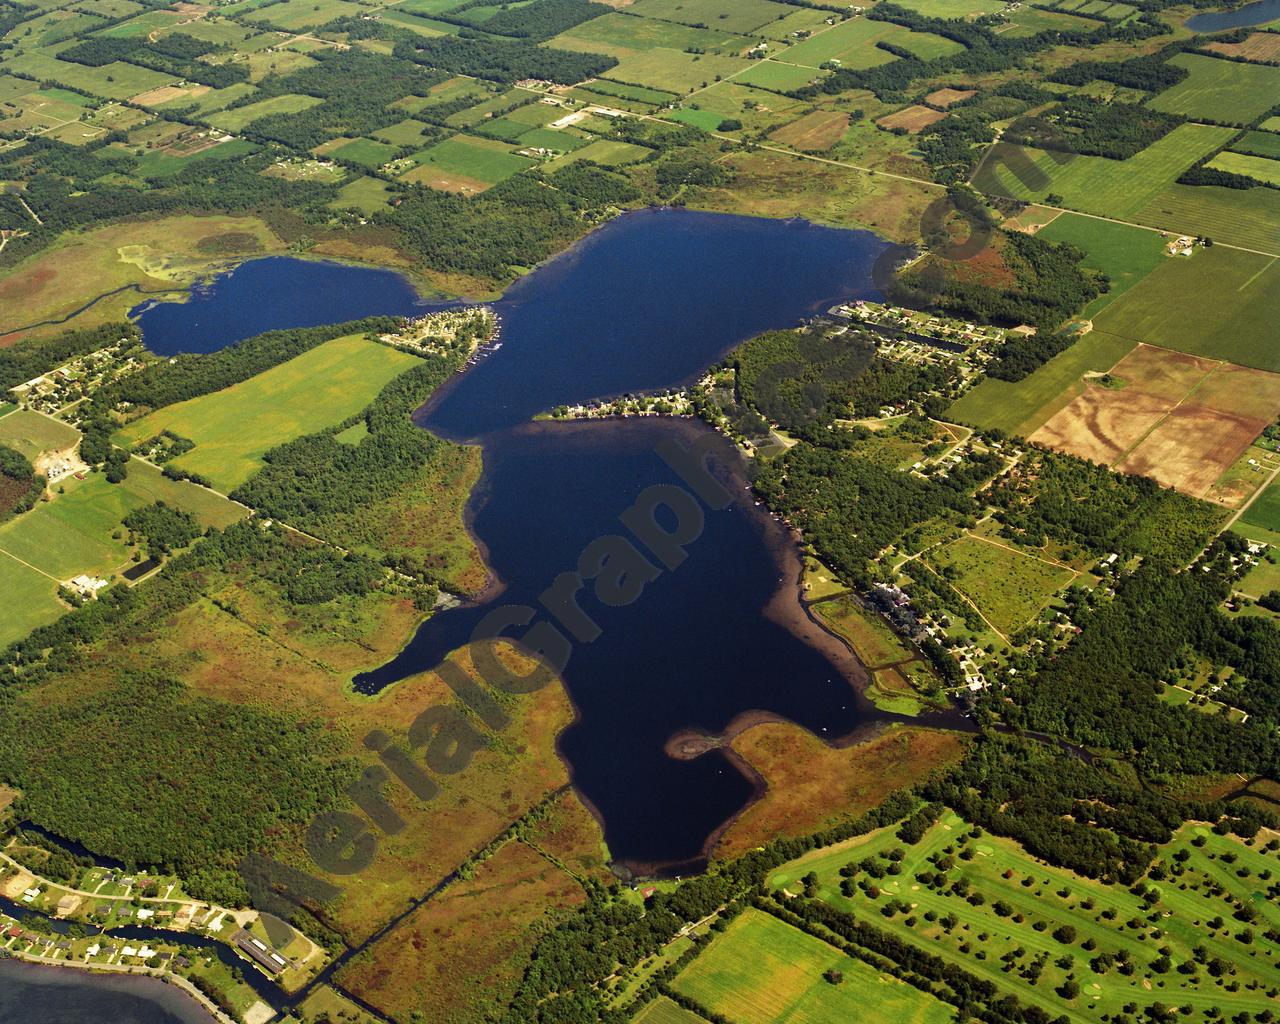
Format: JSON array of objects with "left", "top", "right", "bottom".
[
  {"left": 0, "top": 411, "right": 79, "bottom": 460},
  {"left": 1091, "top": 246, "right": 1280, "bottom": 372},
  {"left": 672, "top": 908, "right": 955, "bottom": 1024},
  {"left": 972, "top": 123, "right": 1234, "bottom": 220},
  {"left": 947, "top": 330, "right": 1136, "bottom": 436},
  {"left": 814, "top": 595, "right": 915, "bottom": 668},
  {"left": 770, "top": 812, "right": 1280, "bottom": 1024},
  {"left": 1237, "top": 548, "right": 1280, "bottom": 597},
  {"left": 115, "top": 335, "right": 421, "bottom": 491},
  {"left": 927, "top": 534, "right": 1076, "bottom": 636},
  {"left": 1035, "top": 214, "right": 1167, "bottom": 318},
  {"left": 1147, "top": 52, "right": 1280, "bottom": 126}
]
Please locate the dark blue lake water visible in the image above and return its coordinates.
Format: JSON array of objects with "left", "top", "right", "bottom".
[
  {"left": 132, "top": 208, "right": 897, "bottom": 872},
  {"left": 132, "top": 256, "right": 443, "bottom": 355},
  {"left": 1185, "top": 0, "right": 1280, "bottom": 30},
  {"left": 0, "top": 960, "right": 214, "bottom": 1024}
]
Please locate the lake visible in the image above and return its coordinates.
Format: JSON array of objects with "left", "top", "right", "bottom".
[
  {"left": 133, "top": 208, "right": 898, "bottom": 872},
  {"left": 1184, "top": 0, "right": 1280, "bottom": 30},
  {"left": 0, "top": 960, "right": 214, "bottom": 1024},
  {"left": 132, "top": 256, "right": 444, "bottom": 355}
]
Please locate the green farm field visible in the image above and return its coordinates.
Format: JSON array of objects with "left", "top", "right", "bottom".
[
  {"left": 926, "top": 534, "right": 1077, "bottom": 637},
  {"left": 672, "top": 908, "right": 955, "bottom": 1024},
  {"left": 0, "top": 463, "right": 240, "bottom": 584},
  {"left": 972, "top": 123, "right": 1234, "bottom": 219},
  {"left": 548, "top": 12, "right": 751, "bottom": 59},
  {"left": 0, "top": 552, "right": 64, "bottom": 647},
  {"left": 208, "top": 94, "right": 323, "bottom": 133},
  {"left": 1091, "top": 246, "right": 1280, "bottom": 371},
  {"left": 626, "top": 0, "right": 794, "bottom": 35},
  {"left": 0, "top": 50, "right": 174, "bottom": 100},
  {"left": 320, "top": 137, "right": 400, "bottom": 169},
  {"left": 1240, "top": 477, "right": 1280, "bottom": 535},
  {"left": 770, "top": 812, "right": 1280, "bottom": 1024},
  {"left": 781, "top": 17, "right": 961, "bottom": 69},
  {"left": 1147, "top": 52, "right": 1280, "bottom": 126},
  {"left": 946, "top": 330, "right": 1136, "bottom": 436},
  {"left": 602, "top": 49, "right": 747, "bottom": 93},
  {"left": 544, "top": 139, "right": 652, "bottom": 170},
  {"left": 328, "top": 176, "right": 394, "bottom": 213},
  {"left": 892, "top": 0, "right": 1007, "bottom": 17},
  {"left": 1036, "top": 213, "right": 1167, "bottom": 317},
  {"left": 0, "top": 410, "right": 79, "bottom": 461},
  {"left": 630, "top": 996, "right": 705, "bottom": 1024},
  {"left": 403, "top": 134, "right": 533, "bottom": 189},
  {"left": 1208, "top": 151, "right": 1280, "bottom": 187},
  {"left": 1135, "top": 183, "right": 1280, "bottom": 255},
  {"left": 734, "top": 58, "right": 827, "bottom": 91},
  {"left": 1232, "top": 130, "right": 1280, "bottom": 161},
  {"left": 116, "top": 335, "right": 421, "bottom": 491},
  {"left": 250, "top": 0, "right": 365, "bottom": 31}
]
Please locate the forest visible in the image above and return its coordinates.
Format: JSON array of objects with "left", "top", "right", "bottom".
[{"left": 892, "top": 229, "right": 1101, "bottom": 329}]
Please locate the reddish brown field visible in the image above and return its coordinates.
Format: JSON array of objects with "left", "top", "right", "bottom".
[
  {"left": 1107, "top": 343, "right": 1217, "bottom": 402},
  {"left": 715, "top": 725, "right": 968, "bottom": 860},
  {"left": 1031, "top": 386, "right": 1173, "bottom": 466},
  {"left": 1118, "top": 402, "right": 1266, "bottom": 496},
  {"left": 925, "top": 87, "right": 976, "bottom": 108},
  {"left": 769, "top": 110, "right": 850, "bottom": 151},
  {"left": 1205, "top": 33, "right": 1280, "bottom": 62},
  {"left": 336, "top": 839, "right": 586, "bottom": 1024},
  {"left": 1028, "top": 344, "right": 1280, "bottom": 500},
  {"left": 877, "top": 105, "right": 946, "bottom": 133}
]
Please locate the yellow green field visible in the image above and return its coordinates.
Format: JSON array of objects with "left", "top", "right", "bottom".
[
  {"left": 671, "top": 908, "right": 955, "bottom": 1024},
  {"left": 972, "top": 124, "right": 1235, "bottom": 219},
  {"left": 116, "top": 335, "right": 421, "bottom": 491}
]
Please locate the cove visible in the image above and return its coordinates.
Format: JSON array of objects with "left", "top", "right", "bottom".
[
  {"left": 1185, "top": 0, "right": 1280, "bottom": 30},
  {"left": 131, "top": 255, "right": 444, "bottom": 355},
  {"left": 134, "top": 208, "right": 901, "bottom": 873}
]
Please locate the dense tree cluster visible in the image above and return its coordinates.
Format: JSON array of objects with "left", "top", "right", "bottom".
[
  {"left": 754, "top": 443, "right": 999, "bottom": 587},
  {"left": 985, "top": 331, "right": 1079, "bottom": 382},
  {"left": 0, "top": 322, "right": 139, "bottom": 392},
  {"left": 981, "top": 449, "right": 1222, "bottom": 563},
  {"left": 475, "top": 0, "right": 610, "bottom": 41},
  {"left": 58, "top": 33, "right": 249, "bottom": 89},
  {"left": 1000, "top": 540, "right": 1279, "bottom": 775},
  {"left": 392, "top": 33, "right": 616, "bottom": 84},
  {"left": 121, "top": 501, "right": 201, "bottom": 559},
  {"left": 893, "top": 230, "right": 1101, "bottom": 329},
  {"left": 0, "top": 444, "right": 40, "bottom": 522},
  {"left": 1004, "top": 96, "right": 1183, "bottom": 160},
  {"left": 0, "top": 670, "right": 355, "bottom": 902}
]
